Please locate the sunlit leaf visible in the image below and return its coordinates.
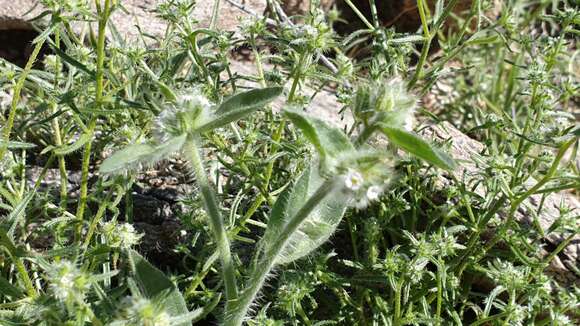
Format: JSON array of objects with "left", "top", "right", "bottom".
[
  {"left": 127, "top": 250, "right": 189, "bottom": 324},
  {"left": 379, "top": 125, "right": 456, "bottom": 170},
  {"left": 284, "top": 108, "right": 354, "bottom": 168},
  {"left": 197, "top": 87, "right": 283, "bottom": 132},
  {"left": 262, "top": 165, "right": 347, "bottom": 264},
  {"left": 99, "top": 143, "right": 156, "bottom": 174}
]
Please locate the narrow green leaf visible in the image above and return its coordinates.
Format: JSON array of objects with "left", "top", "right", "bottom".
[
  {"left": 127, "top": 250, "right": 189, "bottom": 323},
  {"left": 379, "top": 125, "right": 456, "bottom": 170},
  {"left": 4, "top": 192, "right": 36, "bottom": 239},
  {"left": 100, "top": 135, "right": 187, "bottom": 175},
  {"left": 157, "top": 81, "right": 178, "bottom": 102},
  {"left": 197, "top": 87, "right": 283, "bottom": 132},
  {"left": 0, "top": 140, "right": 36, "bottom": 149},
  {"left": 53, "top": 132, "right": 92, "bottom": 156},
  {"left": 284, "top": 108, "right": 354, "bottom": 166},
  {"left": 146, "top": 134, "right": 187, "bottom": 164},
  {"left": 48, "top": 41, "right": 96, "bottom": 77},
  {"left": 0, "top": 274, "right": 23, "bottom": 299}
]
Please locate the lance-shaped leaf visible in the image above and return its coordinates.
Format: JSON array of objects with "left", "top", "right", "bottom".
[
  {"left": 262, "top": 165, "right": 347, "bottom": 265},
  {"left": 379, "top": 125, "right": 456, "bottom": 170},
  {"left": 284, "top": 108, "right": 354, "bottom": 168},
  {"left": 127, "top": 249, "right": 189, "bottom": 325},
  {"left": 99, "top": 134, "right": 187, "bottom": 175},
  {"left": 197, "top": 87, "right": 283, "bottom": 132},
  {"left": 99, "top": 143, "right": 156, "bottom": 174},
  {"left": 0, "top": 140, "right": 36, "bottom": 150}
]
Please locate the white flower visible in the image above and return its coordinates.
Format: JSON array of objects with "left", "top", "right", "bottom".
[
  {"left": 551, "top": 312, "right": 571, "bottom": 325},
  {"left": 366, "top": 185, "right": 383, "bottom": 201},
  {"left": 344, "top": 169, "right": 364, "bottom": 191}
]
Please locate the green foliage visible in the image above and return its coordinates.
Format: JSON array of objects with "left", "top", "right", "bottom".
[
  {"left": 127, "top": 249, "right": 189, "bottom": 323},
  {"left": 263, "top": 165, "right": 347, "bottom": 265},
  {"left": 379, "top": 125, "right": 456, "bottom": 171},
  {"left": 0, "top": 0, "right": 578, "bottom": 325}
]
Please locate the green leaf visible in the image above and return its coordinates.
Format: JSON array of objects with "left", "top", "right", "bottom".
[
  {"left": 169, "top": 294, "right": 221, "bottom": 324},
  {"left": 284, "top": 108, "right": 354, "bottom": 167},
  {"left": 4, "top": 192, "right": 36, "bottom": 239},
  {"left": 53, "top": 131, "right": 92, "bottom": 156},
  {"left": 156, "top": 81, "right": 178, "bottom": 102},
  {"left": 127, "top": 250, "right": 189, "bottom": 324},
  {"left": 99, "top": 143, "right": 156, "bottom": 174},
  {"left": 197, "top": 87, "right": 283, "bottom": 132},
  {"left": 0, "top": 140, "right": 36, "bottom": 150},
  {"left": 262, "top": 165, "right": 347, "bottom": 265},
  {"left": 0, "top": 274, "right": 23, "bottom": 299},
  {"left": 147, "top": 134, "right": 187, "bottom": 164},
  {"left": 379, "top": 125, "right": 456, "bottom": 170},
  {"left": 99, "top": 135, "right": 187, "bottom": 175}
]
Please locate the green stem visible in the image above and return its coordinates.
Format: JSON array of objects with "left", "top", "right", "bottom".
[
  {"left": 482, "top": 137, "right": 577, "bottom": 257},
  {"left": 76, "top": 0, "right": 110, "bottom": 236},
  {"left": 343, "top": 0, "right": 374, "bottom": 30},
  {"left": 0, "top": 39, "right": 45, "bottom": 161},
  {"left": 186, "top": 136, "right": 238, "bottom": 307},
  {"left": 210, "top": 0, "right": 221, "bottom": 30},
  {"left": 225, "top": 178, "right": 337, "bottom": 326},
  {"left": 408, "top": 0, "right": 431, "bottom": 88},
  {"left": 393, "top": 280, "right": 402, "bottom": 326}
]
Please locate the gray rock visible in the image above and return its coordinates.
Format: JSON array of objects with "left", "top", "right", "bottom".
[{"left": 0, "top": 0, "right": 266, "bottom": 36}]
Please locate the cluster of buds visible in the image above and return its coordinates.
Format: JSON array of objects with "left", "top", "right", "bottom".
[
  {"left": 283, "top": 9, "right": 334, "bottom": 52},
  {"left": 112, "top": 296, "right": 171, "bottom": 326},
  {"left": 155, "top": 89, "right": 213, "bottom": 142},
  {"left": 47, "top": 260, "right": 90, "bottom": 304},
  {"left": 101, "top": 221, "right": 143, "bottom": 249},
  {"left": 352, "top": 78, "right": 416, "bottom": 131}
]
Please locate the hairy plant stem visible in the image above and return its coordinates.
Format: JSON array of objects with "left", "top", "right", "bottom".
[
  {"left": 225, "top": 178, "right": 337, "bottom": 326},
  {"left": 0, "top": 39, "right": 45, "bottom": 162},
  {"left": 76, "top": 0, "right": 110, "bottom": 238},
  {"left": 185, "top": 135, "right": 238, "bottom": 308},
  {"left": 52, "top": 30, "right": 68, "bottom": 209}
]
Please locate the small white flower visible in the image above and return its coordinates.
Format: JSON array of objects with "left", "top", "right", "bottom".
[
  {"left": 180, "top": 230, "right": 187, "bottom": 236},
  {"left": 366, "top": 185, "right": 383, "bottom": 201},
  {"left": 344, "top": 169, "right": 364, "bottom": 191}
]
